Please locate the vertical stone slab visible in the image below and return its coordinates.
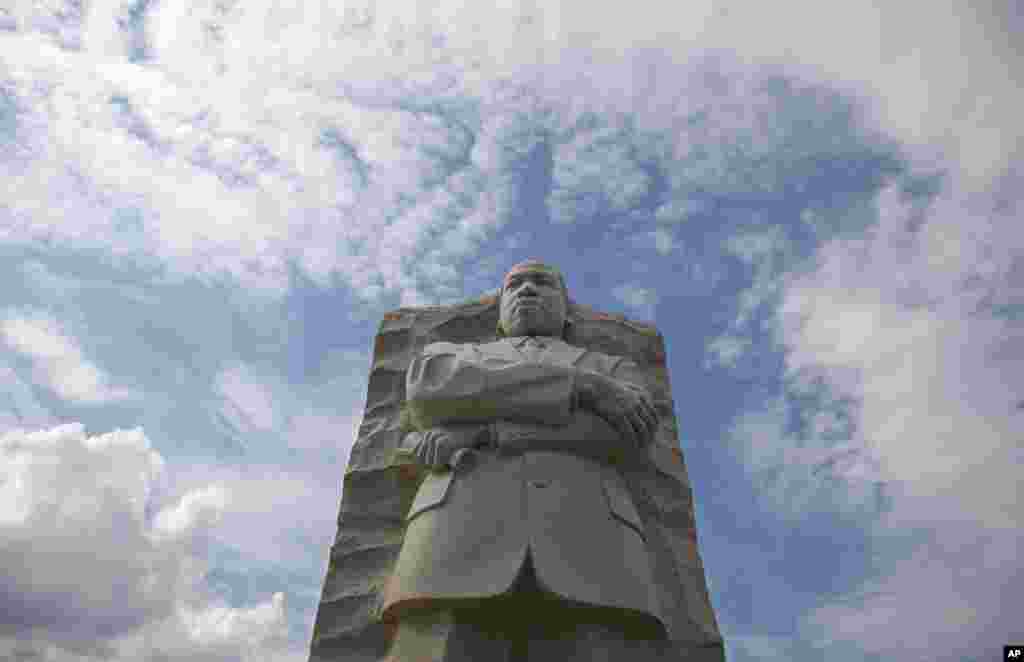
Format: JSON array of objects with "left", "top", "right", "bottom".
[{"left": 308, "top": 295, "right": 724, "bottom": 660}]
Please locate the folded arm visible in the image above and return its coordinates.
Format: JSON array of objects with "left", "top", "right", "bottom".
[
  {"left": 405, "top": 342, "right": 579, "bottom": 429},
  {"left": 406, "top": 342, "right": 660, "bottom": 453}
]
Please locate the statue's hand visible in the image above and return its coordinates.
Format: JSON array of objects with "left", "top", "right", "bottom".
[
  {"left": 576, "top": 372, "right": 659, "bottom": 450},
  {"left": 410, "top": 425, "right": 491, "bottom": 472}
]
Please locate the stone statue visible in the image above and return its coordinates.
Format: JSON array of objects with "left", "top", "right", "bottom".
[{"left": 308, "top": 260, "right": 724, "bottom": 661}]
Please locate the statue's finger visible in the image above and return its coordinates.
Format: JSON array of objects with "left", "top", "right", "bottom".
[
  {"left": 624, "top": 412, "right": 643, "bottom": 449},
  {"left": 645, "top": 399, "right": 660, "bottom": 432},
  {"left": 637, "top": 404, "right": 655, "bottom": 439},
  {"left": 639, "top": 393, "right": 654, "bottom": 415},
  {"left": 642, "top": 402, "right": 658, "bottom": 436},
  {"left": 633, "top": 397, "right": 652, "bottom": 425},
  {"left": 637, "top": 409, "right": 655, "bottom": 443},
  {"left": 636, "top": 412, "right": 652, "bottom": 447},
  {"left": 627, "top": 398, "right": 652, "bottom": 438},
  {"left": 608, "top": 401, "right": 640, "bottom": 447}
]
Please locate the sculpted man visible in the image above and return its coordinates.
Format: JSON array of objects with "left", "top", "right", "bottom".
[{"left": 381, "top": 260, "right": 670, "bottom": 661}]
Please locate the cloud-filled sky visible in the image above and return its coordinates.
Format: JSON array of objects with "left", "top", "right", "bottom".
[{"left": 1, "top": 1, "right": 1021, "bottom": 660}]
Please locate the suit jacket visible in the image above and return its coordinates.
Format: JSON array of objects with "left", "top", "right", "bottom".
[{"left": 381, "top": 335, "right": 664, "bottom": 628}]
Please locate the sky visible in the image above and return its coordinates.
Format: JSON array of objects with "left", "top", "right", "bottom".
[{"left": 0, "top": 0, "right": 1022, "bottom": 660}]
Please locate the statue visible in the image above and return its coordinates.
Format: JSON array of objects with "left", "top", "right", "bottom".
[{"left": 308, "top": 261, "right": 724, "bottom": 661}]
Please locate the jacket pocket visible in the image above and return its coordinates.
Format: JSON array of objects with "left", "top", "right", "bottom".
[
  {"left": 602, "top": 475, "right": 645, "bottom": 541},
  {"left": 407, "top": 470, "right": 455, "bottom": 522}
]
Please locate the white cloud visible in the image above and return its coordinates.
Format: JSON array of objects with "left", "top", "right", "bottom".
[
  {"left": 179, "top": 592, "right": 288, "bottom": 649},
  {"left": 711, "top": 1, "right": 1022, "bottom": 193},
  {"left": 210, "top": 361, "right": 364, "bottom": 473},
  {"left": 287, "top": 407, "right": 360, "bottom": 457},
  {"left": 1, "top": 27, "right": 472, "bottom": 299},
  {"left": 522, "top": 0, "right": 1022, "bottom": 195},
  {"left": 159, "top": 460, "right": 341, "bottom": 570},
  {"left": 770, "top": 181, "right": 1024, "bottom": 656},
  {"left": 705, "top": 226, "right": 799, "bottom": 372},
  {"left": 549, "top": 125, "right": 653, "bottom": 223},
  {"left": 611, "top": 283, "right": 658, "bottom": 322},
  {"left": 1, "top": 423, "right": 171, "bottom": 629},
  {"left": 5, "top": 0, "right": 1016, "bottom": 311},
  {"left": 777, "top": 184, "right": 1023, "bottom": 528},
  {"left": 705, "top": 334, "right": 751, "bottom": 370},
  {"left": 1, "top": 313, "right": 135, "bottom": 404},
  {"left": 727, "top": 633, "right": 801, "bottom": 662},
  {"left": 0, "top": 422, "right": 301, "bottom": 661},
  {"left": 0, "top": 358, "right": 54, "bottom": 433},
  {"left": 152, "top": 483, "right": 230, "bottom": 541},
  {"left": 214, "top": 364, "right": 279, "bottom": 433},
  {"left": 805, "top": 522, "right": 1023, "bottom": 660}
]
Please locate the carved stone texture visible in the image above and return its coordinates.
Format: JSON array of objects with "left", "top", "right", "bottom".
[{"left": 308, "top": 294, "right": 725, "bottom": 661}]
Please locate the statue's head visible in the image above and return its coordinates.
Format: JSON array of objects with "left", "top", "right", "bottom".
[{"left": 497, "top": 260, "right": 570, "bottom": 339}]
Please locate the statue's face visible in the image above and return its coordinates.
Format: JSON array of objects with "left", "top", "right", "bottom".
[{"left": 499, "top": 267, "right": 567, "bottom": 338}]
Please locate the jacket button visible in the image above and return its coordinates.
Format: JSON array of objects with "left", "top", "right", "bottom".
[{"left": 530, "top": 480, "right": 549, "bottom": 488}]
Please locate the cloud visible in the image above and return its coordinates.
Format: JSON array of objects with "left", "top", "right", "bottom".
[
  {"left": 611, "top": 282, "right": 659, "bottom": 321},
  {"left": 768, "top": 180, "right": 1024, "bottom": 657},
  {"left": 287, "top": 407, "right": 360, "bottom": 457},
  {"left": 7, "top": 0, "right": 1013, "bottom": 310},
  {"left": 705, "top": 334, "right": 752, "bottom": 370},
  {"left": 726, "top": 391, "right": 884, "bottom": 525},
  {"left": 214, "top": 364, "right": 279, "bottom": 434},
  {"left": 549, "top": 123, "right": 654, "bottom": 224},
  {"left": 160, "top": 461, "right": 341, "bottom": 568},
  {"left": 0, "top": 358, "right": 54, "bottom": 433},
  {"left": 0, "top": 422, "right": 299, "bottom": 660},
  {"left": 712, "top": 1, "right": 1022, "bottom": 193},
  {"left": 207, "top": 360, "right": 363, "bottom": 469},
  {"left": 704, "top": 225, "right": 804, "bottom": 375},
  {"left": 0, "top": 20, "right": 507, "bottom": 300},
  {"left": 147, "top": 460, "right": 345, "bottom": 653},
  {"left": 1, "top": 423, "right": 171, "bottom": 637},
  {"left": 778, "top": 183, "right": 1023, "bottom": 528},
  {"left": 1, "top": 313, "right": 136, "bottom": 404},
  {"left": 151, "top": 483, "right": 230, "bottom": 541},
  {"left": 726, "top": 633, "right": 802, "bottom": 662},
  {"left": 805, "top": 524, "right": 1023, "bottom": 660}
]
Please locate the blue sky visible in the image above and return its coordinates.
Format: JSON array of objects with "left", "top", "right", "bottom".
[{"left": 1, "top": 1, "right": 1022, "bottom": 660}]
